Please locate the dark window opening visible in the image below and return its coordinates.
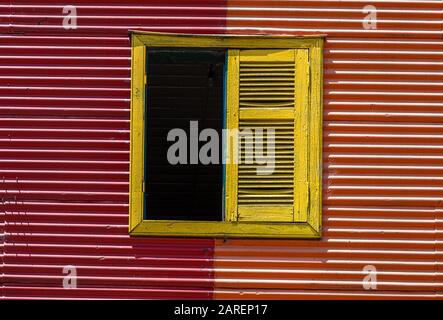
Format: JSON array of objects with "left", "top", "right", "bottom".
[{"left": 145, "top": 49, "right": 226, "bottom": 221}]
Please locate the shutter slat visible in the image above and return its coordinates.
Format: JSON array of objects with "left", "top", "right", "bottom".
[
  {"left": 226, "top": 48, "right": 310, "bottom": 224},
  {"left": 236, "top": 49, "right": 296, "bottom": 222}
]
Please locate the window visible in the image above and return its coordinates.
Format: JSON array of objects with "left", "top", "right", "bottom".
[
  {"left": 145, "top": 49, "right": 225, "bottom": 221},
  {"left": 129, "top": 32, "right": 323, "bottom": 238}
]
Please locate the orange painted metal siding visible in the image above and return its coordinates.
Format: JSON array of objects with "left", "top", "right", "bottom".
[
  {"left": 214, "top": 0, "right": 443, "bottom": 299},
  {"left": 1, "top": 0, "right": 443, "bottom": 299}
]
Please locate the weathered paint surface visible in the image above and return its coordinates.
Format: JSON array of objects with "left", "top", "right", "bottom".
[
  {"left": 1, "top": 0, "right": 443, "bottom": 299},
  {"left": 217, "top": 0, "right": 443, "bottom": 299},
  {"left": 0, "top": 0, "right": 226, "bottom": 300}
]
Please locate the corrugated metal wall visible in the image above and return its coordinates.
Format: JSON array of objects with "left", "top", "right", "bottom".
[
  {"left": 0, "top": 0, "right": 226, "bottom": 299},
  {"left": 215, "top": 0, "right": 443, "bottom": 299},
  {"left": 1, "top": 0, "right": 443, "bottom": 299}
]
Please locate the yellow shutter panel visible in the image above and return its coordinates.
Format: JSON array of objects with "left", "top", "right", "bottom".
[{"left": 226, "top": 49, "right": 310, "bottom": 223}]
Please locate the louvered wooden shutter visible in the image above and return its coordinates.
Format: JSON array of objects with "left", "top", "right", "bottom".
[{"left": 226, "top": 49, "right": 309, "bottom": 223}]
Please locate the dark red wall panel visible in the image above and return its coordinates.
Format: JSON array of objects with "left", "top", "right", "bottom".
[{"left": 1, "top": 0, "right": 227, "bottom": 299}]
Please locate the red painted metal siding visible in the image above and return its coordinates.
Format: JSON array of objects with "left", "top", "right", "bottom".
[
  {"left": 1, "top": 0, "right": 443, "bottom": 299},
  {"left": 1, "top": 0, "right": 227, "bottom": 299}
]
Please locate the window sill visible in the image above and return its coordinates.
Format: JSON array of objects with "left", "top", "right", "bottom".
[{"left": 129, "top": 220, "right": 321, "bottom": 239}]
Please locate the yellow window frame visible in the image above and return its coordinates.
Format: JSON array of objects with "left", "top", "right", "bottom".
[{"left": 129, "top": 31, "right": 324, "bottom": 238}]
